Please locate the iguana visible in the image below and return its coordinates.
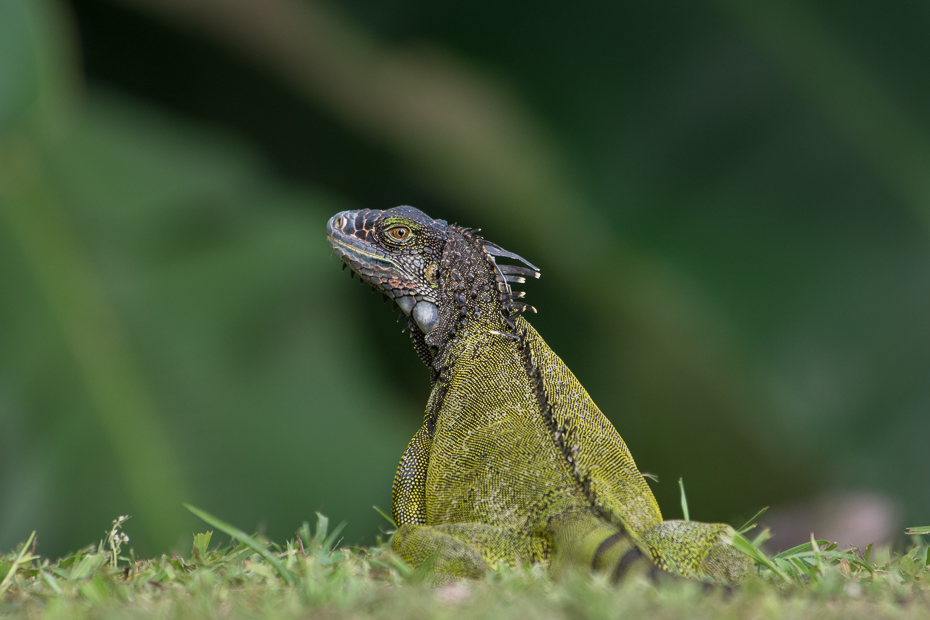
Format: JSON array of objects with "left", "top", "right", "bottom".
[{"left": 326, "top": 205, "right": 752, "bottom": 584}]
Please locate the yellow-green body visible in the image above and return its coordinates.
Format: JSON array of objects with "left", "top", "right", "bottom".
[
  {"left": 326, "top": 206, "right": 751, "bottom": 584},
  {"left": 392, "top": 317, "right": 749, "bottom": 584}
]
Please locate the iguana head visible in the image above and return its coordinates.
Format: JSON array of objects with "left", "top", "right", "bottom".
[
  {"left": 326, "top": 205, "right": 539, "bottom": 356},
  {"left": 326, "top": 206, "right": 449, "bottom": 332}
]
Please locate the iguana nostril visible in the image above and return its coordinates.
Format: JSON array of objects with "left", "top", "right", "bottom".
[{"left": 328, "top": 212, "right": 351, "bottom": 234}]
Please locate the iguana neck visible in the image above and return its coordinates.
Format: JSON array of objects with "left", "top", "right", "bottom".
[{"left": 412, "top": 228, "right": 515, "bottom": 380}]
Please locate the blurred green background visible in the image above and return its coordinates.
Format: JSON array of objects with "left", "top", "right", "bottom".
[{"left": 2, "top": 0, "right": 928, "bottom": 558}]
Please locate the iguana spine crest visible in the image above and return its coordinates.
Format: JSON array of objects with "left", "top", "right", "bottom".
[{"left": 515, "top": 328, "right": 614, "bottom": 527}]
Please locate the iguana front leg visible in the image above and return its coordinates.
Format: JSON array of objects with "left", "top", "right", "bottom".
[
  {"left": 391, "top": 421, "right": 549, "bottom": 581},
  {"left": 392, "top": 421, "right": 555, "bottom": 581},
  {"left": 392, "top": 423, "right": 432, "bottom": 526}
]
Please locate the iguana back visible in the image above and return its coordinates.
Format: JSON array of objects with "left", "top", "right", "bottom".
[{"left": 326, "top": 206, "right": 751, "bottom": 583}]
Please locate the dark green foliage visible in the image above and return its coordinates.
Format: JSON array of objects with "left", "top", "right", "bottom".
[{"left": 3, "top": 0, "right": 930, "bottom": 565}]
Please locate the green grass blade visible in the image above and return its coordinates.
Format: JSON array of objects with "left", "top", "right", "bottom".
[
  {"left": 729, "top": 531, "right": 789, "bottom": 582},
  {"left": 737, "top": 507, "right": 769, "bottom": 534},
  {"left": 373, "top": 505, "right": 397, "bottom": 528},
  {"left": 322, "top": 522, "right": 347, "bottom": 554},
  {"left": 678, "top": 478, "right": 690, "bottom": 522},
  {"left": 40, "top": 571, "right": 62, "bottom": 595},
  {"left": 810, "top": 534, "right": 824, "bottom": 579},
  {"left": 772, "top": 540, "right": 832, "bottom": 560},
  {"left": 69, "top": 554, "right": 106, "bottom": 581},
  {"left": 750, "top": 527, "right": 773, "bottom": 548},
  {"left": 0, "top": 531, "right": 37, "bottom": 598},
  {"left": 297, "top": 522, "right": 312, "bottom": 553},
  {"left": 776, "top": 549, "right": 874, "bottom": 573},
  {"left": 313, "top": 513, "right": 329, "bottom": 544},
  {"left": 185, "top": 504, "right": 295, "bottom": 585},
  {"left": 905, "top": 526, "right": 930, "bottom": 535}
]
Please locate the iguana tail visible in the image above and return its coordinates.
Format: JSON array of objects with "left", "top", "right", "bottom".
[
  {"left": 547, "top": 512, "right": 752, "bottom": 584},
  {"left": 546, "top": 513, "right": 654, "bottom": 582}
]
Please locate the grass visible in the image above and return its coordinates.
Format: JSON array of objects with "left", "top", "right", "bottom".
[{"left": 0, "top": 507, "right": 927, "bottom": 620}]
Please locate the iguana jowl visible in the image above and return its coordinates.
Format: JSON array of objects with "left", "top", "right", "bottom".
[{"left": 326, "top": 206, "right": 751, "bottom": 583}]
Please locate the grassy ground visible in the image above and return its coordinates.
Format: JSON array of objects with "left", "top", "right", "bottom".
[{"left": 1, "top": 509, "right": 927, "bottom": 619}]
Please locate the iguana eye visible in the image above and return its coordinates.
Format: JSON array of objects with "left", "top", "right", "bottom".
[{"left": 387, "top": 226, "right": 411, "bottom": 241}]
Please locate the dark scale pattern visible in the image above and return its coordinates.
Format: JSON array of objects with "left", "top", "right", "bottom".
[{"left": 326, "top": 206, "right": 752, "bottom": 584}]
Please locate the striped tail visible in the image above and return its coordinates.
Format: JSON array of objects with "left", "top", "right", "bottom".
[
  {"left": 547, "top": 513, "right": 753, "bottom": 584},
  {"left": 546, "top": 512, "right": 656, "bottom": 582}
]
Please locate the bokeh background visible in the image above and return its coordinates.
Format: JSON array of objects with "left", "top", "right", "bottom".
[{"left": 2, "top": 0, "right": 928, "bottom": 559}]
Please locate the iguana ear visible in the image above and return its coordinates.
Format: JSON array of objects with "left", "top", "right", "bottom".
[{"left": 478, "top": 238, "right": 541, "bottom": 329}]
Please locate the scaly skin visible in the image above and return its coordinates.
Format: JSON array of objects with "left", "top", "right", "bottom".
[{"left": 326, "top": 206, "right": 751, "bottom": 584}]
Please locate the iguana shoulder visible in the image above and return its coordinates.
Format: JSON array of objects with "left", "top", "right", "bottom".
[{"left": 326, "top": 206, "right": 752, "bottom": 584}]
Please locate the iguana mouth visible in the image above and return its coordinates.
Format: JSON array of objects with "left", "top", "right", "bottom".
[
  {"left": 328, "top": 235, "right": 398, "bottom": 271},
  {"left": 327, "top": 233, "right": 413, "bottom": 300}
]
